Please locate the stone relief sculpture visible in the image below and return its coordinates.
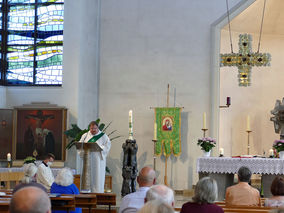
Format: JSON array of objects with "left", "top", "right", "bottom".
[
  {"left": 271, "top": 98, "right": 284, "bottom": 139},
  {"left": 121, "top": 139, "right": 138, "bottom": 197}
]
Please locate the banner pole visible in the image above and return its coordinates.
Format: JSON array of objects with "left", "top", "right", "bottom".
[{"left": 164, "top": 84, "right": 170, "bottom": 186}]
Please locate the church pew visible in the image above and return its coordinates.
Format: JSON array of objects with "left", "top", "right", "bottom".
[
  {"left": 0, "top": 198, "right": 10, "bottom": 213},
  {"left": 0, "top": 172, "right": 24, "bottom": 189},
  {"left": 221, "top": 205, "right": 274, "bottom": 213},
  {"left": 223, "top": 208, "right": 271, "bottom": 213},
  {"left": 75, "top": 194, "right": 97, "bottom": 213},
  {"left": 50, "top": 195, "right": 76, "bottom": 213},
  {"left": 83, "top": 193, "right": 116, "bottom": 213}
]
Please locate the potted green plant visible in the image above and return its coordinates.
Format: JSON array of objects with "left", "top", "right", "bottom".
[
  {"left": 197, "top": 137, "right": 216, "bottom": 157},
  {"left": 273, "top": 139, "right": 284, "bottom": 159}
]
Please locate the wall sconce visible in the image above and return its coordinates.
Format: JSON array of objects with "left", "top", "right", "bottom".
[{"left": 219, "top": 97, "right": 231, "bottom": 108}]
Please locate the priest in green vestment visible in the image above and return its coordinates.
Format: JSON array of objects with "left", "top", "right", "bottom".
[{"left": 79, "top": 121, "right": 111, "bottom": 192}]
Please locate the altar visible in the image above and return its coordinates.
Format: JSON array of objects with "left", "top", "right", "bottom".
[
  {"left": 0, "top": 167, "right": 77, "bottom": 177},
  {"left": 197, "top": 157, "right": 284, "bottom": 200}
]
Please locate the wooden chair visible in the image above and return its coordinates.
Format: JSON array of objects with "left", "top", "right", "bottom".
[{"left": 0, "top": 172, "right": 24, "bottom": 189}]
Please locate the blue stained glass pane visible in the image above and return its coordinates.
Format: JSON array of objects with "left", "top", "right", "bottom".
[
  {"left": 6, "top": 45, "right": 34, "bottom": 85},
  {"left": 8, "top": 0, "right": 35, "bottom": 3},
  {"left": 39, "top": 0, "right": 63, "bottom": 3},
  {"left": 37, "top": 4, "right": 64, "bottom": 42},
  {"left": 35, "top": 45, "right": 62, "bottom": 85},
  {"left": 3, "top": 0, "right": 64, "bottom": 85}
]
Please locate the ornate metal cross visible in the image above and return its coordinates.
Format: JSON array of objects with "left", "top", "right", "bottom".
[{"left": 220, "top": 34, "right": 271, "bottom": 86}]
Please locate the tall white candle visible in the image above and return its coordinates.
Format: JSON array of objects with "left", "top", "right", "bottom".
[
  {"left": 129, "top": 110, "right": 133, "bottom": 139},
  {"left": 246, "top": 115, "right": 251, "bottom": 131},
  {"left": 154, "top": 122, "right": 157, "bottom": 140},
  {"left": 219, "top": 148, "right": 224, "bottom": 155},
  {"left": 7, "top": 153, "right": 11, "bottom": 161},
  {"left": 269, "top": 149, "right": 274, "bottom": 156},
  {"left": 203, "top": 112, "right": 206, "bottom": 129}
]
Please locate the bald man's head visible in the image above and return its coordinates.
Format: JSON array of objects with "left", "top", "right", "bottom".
[
  {"left": 10, "top": 186, "right": 51, "bottom": 213},
  {"left": 137, "top": 166, "right": 156, "bottom": 187}
]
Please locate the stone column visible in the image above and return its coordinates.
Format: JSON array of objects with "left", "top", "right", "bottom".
[{"left": 77, "top": 0, "right": 101, "bottom": 128}]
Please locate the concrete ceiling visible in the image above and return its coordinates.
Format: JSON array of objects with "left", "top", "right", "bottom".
[{"left": 224, "top": 0, "right": 284, "bottom": 36}]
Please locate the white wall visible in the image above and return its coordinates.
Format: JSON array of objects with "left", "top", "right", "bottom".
[
  {"left": 99, "top": 0, "right": 242, "bottom": 193},
  {"left": 0, "top": 86, "right": 6, "bottom": 108},
  {"left": 0, "top": 0, "right": 246, "bottom": 195},
  {"left": 220, "top": 30, "right": 284, "bottom": 156}
]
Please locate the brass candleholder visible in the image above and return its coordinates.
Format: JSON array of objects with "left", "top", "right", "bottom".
[
  {"left": 246, "top": 130, "right": 252, "bottom": 155},
  {"left": 152, "top": 139, "right": 157, "bottom": 171},
  {"left": 202, "top": 128, "right": 208, "bottom": 137},
  {"left": 7, "top": 161, "right": 12, "bottom": 168}
]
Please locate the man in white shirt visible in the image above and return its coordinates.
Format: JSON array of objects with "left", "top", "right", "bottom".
[
  {"left": 37, "top": 153, "right": 55, "bottom": 190},
  {"left": 119, "top": 166, "right": 156, "bottom": 213},
  {"left": 79, "top": 121, "right": 111, "bottom": 193}
]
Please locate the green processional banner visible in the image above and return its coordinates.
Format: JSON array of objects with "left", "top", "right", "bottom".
[{"left": 155, "top": 107, "right": 181, "bottom": 157}]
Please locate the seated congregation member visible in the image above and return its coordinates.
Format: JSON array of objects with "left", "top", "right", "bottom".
[
  {"left": 119, "top": 166, "right": 156, "bottom": 213},
  {"left": 145, "top": 184, "right": 175, "bottom": 208},
  {"left": 50, "top": 167, "right": 81, "bottom": 213},
  {"left": 180, "top": 177, "right": 223, "bottom": 213},
  {"left": 10, "top": 184, "right": 51, "bottom": 213},
  {"left": 265, "top": 176, "right": 284, "bottom": 207},
  {"left": 225, "top": 166, "right": 260, "bottom": 206},
  {"left": 37, "top": 153, "right": 55, "bottom": 190},
  {"left": 138, "top": 200, "right": 174, "bottom": 213},
  {"left": 22, "top": 163, "right": 38, "bottom": 184}
]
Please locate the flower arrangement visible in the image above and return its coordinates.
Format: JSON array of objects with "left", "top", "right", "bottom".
[
  {"left": 23, "top": 156, "right": 36, "bottom": 164},
  {"left": 197, "top": 137, "right": 216, "bottom": 152},
  {"left": 273, "top": 139, "right": 284, "bottom": 153}
]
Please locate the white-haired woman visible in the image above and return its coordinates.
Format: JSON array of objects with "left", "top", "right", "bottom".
[
  {"left": 50, "top": 167, "right": 81, "bottom": 213},
  {"left": 138, "top": 200, "right": 174, "bottom": 213},
  {"left": 180, "top": 177, "right": 223, "bottom": 213},
  {"left": 22, "top": 163, "right": 37, "bottom": 184}
]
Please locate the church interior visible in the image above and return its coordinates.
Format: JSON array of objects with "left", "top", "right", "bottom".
[{"left": 1, "top": 0, "right": 284, "bottom": 212}]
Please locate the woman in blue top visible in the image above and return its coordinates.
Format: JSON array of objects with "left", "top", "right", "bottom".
[{"left": 50, "top": 167, "right": 82, "bottom": 213}]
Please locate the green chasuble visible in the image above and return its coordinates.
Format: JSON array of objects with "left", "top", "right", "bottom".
[
  {"left": 155, "top": 107, "right": 182, "bottom": 157},
  {"left": 88, "top": 132, "right": 105, "bottom": 143}
]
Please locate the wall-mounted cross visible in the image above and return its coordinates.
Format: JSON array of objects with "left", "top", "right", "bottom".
[{"left": 220, "top": 34, "right": 271, "bottom": 87}]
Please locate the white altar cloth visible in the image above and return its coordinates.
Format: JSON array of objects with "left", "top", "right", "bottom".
[
  {"left": 0, "top": 167, "right": 77, "bottom": 177},
  {"left": 197, "top": 157, "right": 284, "bottom": 175}
]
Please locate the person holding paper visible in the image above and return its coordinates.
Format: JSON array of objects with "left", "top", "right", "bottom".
[{"left": 79, "top": 121, "right": 111, "bottom": 193}]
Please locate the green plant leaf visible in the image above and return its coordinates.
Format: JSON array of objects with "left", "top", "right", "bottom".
[
  {"left": 103, "top": 121, "right": 112, "bottom": 132},
  {"left": 99, "top": 123, "right": 105, "bottom": 131},
  {"left": 107, "top": 130, "right": 117, "bottom": 137},
  {"left": 110, "top": 135, "right": 121, "bottom": 141}
]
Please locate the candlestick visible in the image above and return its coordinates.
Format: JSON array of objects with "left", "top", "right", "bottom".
[
  {"left": 153, "top": 122, "right": 157, "bottom": 140},
  {"left": 246, "top": 115, "right": 251, "bottom": 131},
  {"left": 7, "top": 153, "right": 11, "bottom": 161},
  {"left": 246, "top": 130, "right": 252, "bottom": 155},
  {"left": 203, "top": 112, "right": 206, "bottom": 129},
  {"left": 129, "top": 110, "right": 133, "bottom": 140},
  {"left": 219, "top": 148, "right": 224, "bottom": 157},
  {"left": 201, "top": 128, "right": 208, "bottom": 138}
]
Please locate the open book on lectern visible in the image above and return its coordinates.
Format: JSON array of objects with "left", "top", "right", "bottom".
[{"left": 75, "top": 142, "right": 103, "bottom": 152}]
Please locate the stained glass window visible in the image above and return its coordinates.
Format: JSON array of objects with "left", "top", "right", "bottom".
[{"left": 0, "top": 0, "right": 64, "bottom": 85}]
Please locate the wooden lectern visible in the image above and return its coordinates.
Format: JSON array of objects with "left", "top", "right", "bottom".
[{"left": 75, "top": 142, "right": 102, "bottom": 191}]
